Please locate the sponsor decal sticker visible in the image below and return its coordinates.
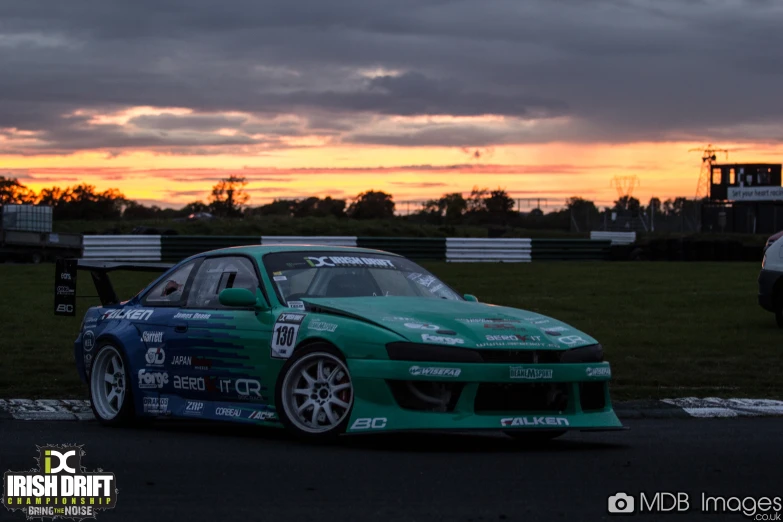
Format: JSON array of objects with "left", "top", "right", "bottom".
[
  {"left": 483, "top": 323, "right": 519, "bottom": 330},
  {"left": 144, "top": 347, "right": 165, "bottom": 367},
  {"left": 82, "top": 331, "right": 95, "bottom": 352},
  {"left": 544, "top": 326, "right": 567, "bottom": 334},
  {"left": 381, "top": 316, "right": 416, "bottom": 322},
  {"left": 143, "top": 397, "right": 169, "bottom": 414},
  {"left": 404, "top": 322, "right": 440, "bottom": 331},
  {"left": 141, "top": 331, "right": 164, "bottom": 344},
  {"left": 235, "top": 379, "right": 263, "bottom": 399},
  {"left": 171, "top": 355, "right": 211, "bottom": 370},
  {"left": 304, "top": 256, "right": 395, "bottom": 268},
  {"left": 421, "top": 333, "right": 464, "bottom": 345},
  {"left": 586, "top": 366, "right": 611, "bottom": 377},
  {"left": 173, "top": 375, "right": 205, "bottom": 391},
  {"left": 558, "top": 335, "right": 587, "bottom": 345},
  {"left": 184, "top": 401, "right": 204, "bottom": 415},
  {"left": 2, "top": 445, "right": 118, "bottom": 520},
  {"left": 409, "top": 366, "right": 461, "bottom": 377},
  {"left": 137, "top": 370, "right": 168, "bottom": 389},
  {"left": 287, "top": 301, "right": 305, "bottom": 310},
  {"left": 248, "top": 410, "right": 275, "bottom": 420},
  {"left": 172, "top": 312, "right": 211, "bottom": 320},
  {"left": 456, "top": 317, "right": 520, "bottom": 324},
  {"left": 509, "top": 367, "right": 553, "bottom": 380},
  {"left": 102, "top": 308, "right": 154, "bottom": 321},
  {"left": 273, "top": 275, "right": 287, "bottom": 281},
  {"left": 500, "top": 416, "right": 570, "bottom": 427},
  {"left": 307, "top": 320, "right": 338, "bottom": 332},
  {"left": 350, "top": 418, "right": 387, "bottom": 430},
  {"left": 215, "top": 407, "right": 241, "bottom": 418}
]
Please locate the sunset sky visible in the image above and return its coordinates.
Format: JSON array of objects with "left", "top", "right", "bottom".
[{"left": 3, "top": 0, "right": 783, "bottom": 211}]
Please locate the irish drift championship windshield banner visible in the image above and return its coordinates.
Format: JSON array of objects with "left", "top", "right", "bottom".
[{"left": 3, "top": 445, "right": 118, "bottom": 520}]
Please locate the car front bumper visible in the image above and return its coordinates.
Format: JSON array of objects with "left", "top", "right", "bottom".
[{"left": 344, "top": 359, "right": 622, "bottom": 433}]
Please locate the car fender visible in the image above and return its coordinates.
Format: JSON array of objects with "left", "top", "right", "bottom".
[{"left": 292, "top": 314, "right": 405, "bottom": 360}]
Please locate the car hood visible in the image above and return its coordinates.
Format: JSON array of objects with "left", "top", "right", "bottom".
[{"left": 300, "top": 296, "right": 597, "bottom": 350}]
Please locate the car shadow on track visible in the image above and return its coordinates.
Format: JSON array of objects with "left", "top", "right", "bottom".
[{"left": 109, "top": 420, "right": 628, "bottom": 453}]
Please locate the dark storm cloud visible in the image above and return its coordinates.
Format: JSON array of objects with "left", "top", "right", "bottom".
[{"left": 1, "top": 0, "right": 783, "bottom": 152}]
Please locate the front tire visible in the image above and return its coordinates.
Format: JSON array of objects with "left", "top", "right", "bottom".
[
  {"left": 89, "top": 344, "right": 136, "bottom": 425},
  {"left": 276, "top": 345, "right": 354, "bottom": 440}
]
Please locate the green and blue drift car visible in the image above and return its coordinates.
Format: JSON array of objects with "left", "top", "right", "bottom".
[{"left": 56, "top": 245, "right": 624, "bottom": 440}]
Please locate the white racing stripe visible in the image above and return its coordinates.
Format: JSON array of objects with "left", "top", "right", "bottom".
[{"left": 661, "top": 397, "right": 783, "bottom": 417}]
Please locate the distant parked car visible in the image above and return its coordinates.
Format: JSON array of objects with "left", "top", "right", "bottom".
[
  {"left": 759, "top": 236, "right": 783, "bottom": 327},
  {"left": 765, "top": 230, "right": 783, "bottom": 251},
  {"left": 188, "top": 212, "right": 214, "bottom": 221}
]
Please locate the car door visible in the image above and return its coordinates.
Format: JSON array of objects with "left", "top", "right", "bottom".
[
  {"left": 135, "top": 259, "right": 200, "bottom": 414},
  {"left": 179, "top": 254, "right": 275, "bottom": 417}
]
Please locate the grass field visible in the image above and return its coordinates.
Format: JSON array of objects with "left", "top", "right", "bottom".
[{"left": 0, "top": 262, "right": 778, "bottom": 401}]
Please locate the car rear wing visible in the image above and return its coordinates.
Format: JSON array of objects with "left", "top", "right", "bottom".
[{"left": 54, "top": 258, "right": 174, "bottom": 316}]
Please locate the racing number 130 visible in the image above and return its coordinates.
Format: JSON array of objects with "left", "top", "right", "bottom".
[
  {"left": 271, "top": 322, "right": 300, "bottom": 358},
  {"left": 275, "top": 325, "right": 296, "bottom": 347}
]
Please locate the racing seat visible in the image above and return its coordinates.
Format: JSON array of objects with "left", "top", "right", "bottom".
[{"left": 325, "top": 272, "right": 374, "bottom": 297}]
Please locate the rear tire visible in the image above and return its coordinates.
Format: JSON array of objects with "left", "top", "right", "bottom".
[
  {"left": 504, "top": 430, "right": 566, "bottom": 442},
  {"left": 275, "top": 344, "right": 354, "bottom": 441},
  {"left": 89, "top": 344, "right": 136, "bottom": 426}
]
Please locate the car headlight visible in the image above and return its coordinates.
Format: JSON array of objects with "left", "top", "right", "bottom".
[
  {"left": 559, "top": 344, "right": 603, "bottom": 363},
  {"left": 386, "top": 342, "right": 483, "bottom": 363}
]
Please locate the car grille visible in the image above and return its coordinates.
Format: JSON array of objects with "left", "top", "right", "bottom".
[
  {"left": 474, "top": 383, "right": 570, "bottom": 413},
  {"left": 579, "top": 382, "right": 606, "bottom": 411},
  {"left": 386, "top": 380, "right": 465, "bottom": 412},
  {"left": 476, "top": 350, "right": 566, "bottom": 364}
]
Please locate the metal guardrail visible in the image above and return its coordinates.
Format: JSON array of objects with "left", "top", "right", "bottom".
[
  {"left": 590, "top": 231, "right": 637, "bottom": 245},
  {"left": 160, "top": 236, "right": 260, "bottom": 262},
  {"left": 356, "top": 237, "right": 446, "bottom": 260},
  {"left": 262, "top": 236, "right": 358, "bottom": 246},
  {"left": 81, "top": 235, "right": 615, "bottom": 262},
  {"left": 446, "top": 238, "right": 532, "bottom": 262},
  {"left": 531, "top": 239, "right": 612, "bottom": 261},
  {"left": 82, "top": 235, "right": 161, "bottom": 261}
]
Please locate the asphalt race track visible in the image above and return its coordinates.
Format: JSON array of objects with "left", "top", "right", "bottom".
[{"left": 2, "top": 418, "right": 781, "bottom": 521}]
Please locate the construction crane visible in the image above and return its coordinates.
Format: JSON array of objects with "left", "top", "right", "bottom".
[
  {"left": 610, "top": 175, "right": 640, "bottom": 199},
  {"left": 690, "top": 144, "right": 729, "bottom": 199}
]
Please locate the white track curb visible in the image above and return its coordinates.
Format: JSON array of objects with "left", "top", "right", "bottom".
[
  {"left": 660, "top": 397, "right": 783, "bottom": 417},
  {"left": 1, "top": 397, "right": 783, "bottom": 421}
]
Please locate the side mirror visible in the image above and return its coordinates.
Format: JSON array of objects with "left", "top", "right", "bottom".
[
  {"left": 219, "top": 288, "right": 257, "bottom": 308},
  {"left": 463, "top": 294, "right": 479, "bottom": 302}
]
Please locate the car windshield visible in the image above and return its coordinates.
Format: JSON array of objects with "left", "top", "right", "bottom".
[{"left": 263, "top": 251, "right": 462, "bottom": 306}]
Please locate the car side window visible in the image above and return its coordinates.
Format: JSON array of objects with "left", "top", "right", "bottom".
[
  {"left": 143, "top": 262, "right": 196, "bottom": 306},
  {"left": 186, "top": 256, "right": 259, "bottom": 309}
]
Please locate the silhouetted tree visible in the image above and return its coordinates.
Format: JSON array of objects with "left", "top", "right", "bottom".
[
  {"left": 209, "top": 175, "right": 249, "bottom": 217},
  {"left": 347, "top": 190, "right": 395, "bottom": 219},
  {"left": 0, "top": 176, "right": 36, "bottom": 204}
]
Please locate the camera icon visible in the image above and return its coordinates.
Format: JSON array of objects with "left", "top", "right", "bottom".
[{"left": 608, "top": 492, "right": 635, "bottom": 514}]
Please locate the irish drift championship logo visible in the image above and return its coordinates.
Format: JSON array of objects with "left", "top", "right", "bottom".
[{"left": 2, "top": 445, "right": 118, "bottom": 520}]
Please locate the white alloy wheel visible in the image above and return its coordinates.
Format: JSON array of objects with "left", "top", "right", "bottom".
[
  {"left": 90, "top": 345, "right": 128, "bottom": 421},
  {"left": 281, "top": 351, "right": 354, "bottom": 435}
]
